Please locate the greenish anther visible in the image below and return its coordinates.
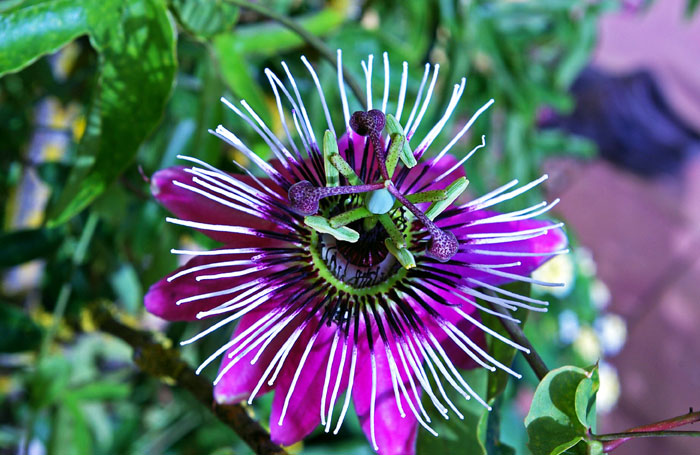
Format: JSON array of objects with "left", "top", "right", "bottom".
[
  {"left": 385, "top": 133, "right": 404, "bottom": 177},
  {"left": 323, "top": 130, "right": 340, "bottom": 187},
  {"left": 384, "top": 238, "right": 416, "bottom": 269},
  {"left": 405, "top": 189, "right": 448, "bottom": 204},
  {"left": 330, "top": 207, "right": 371, "bottom": 228},
  {"left": 385, "top": 114, "right": 416, "bottom": 168},
  {"left": 304, "top": 215, "right": 359, "bottom": 243},
  {"left": 425, "top": 177, "right": 469, "bottom": 220},
  {"left": 378, "top": 214, "right": 405, "bottom": 249},
  {"left": 329, "top": 153, "right": 363, "bottom": 185}
]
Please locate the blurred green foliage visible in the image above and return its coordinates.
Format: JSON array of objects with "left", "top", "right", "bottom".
[{"left": 0, "top": 0, "right": 672, "bottom": 454}]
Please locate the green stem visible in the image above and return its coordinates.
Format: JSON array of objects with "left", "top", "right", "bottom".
[
  {"left": 28, "top": 213, "right": 99, "bottom": 454},
  {"left": 595, "top": 431, "right": 700, "bottom": 441},
  {"left": 88, "top": 303, "right": 288, "bottom": 455},
  {"left": 39, "top": 213, "right": 99, "bottom": 357},
  {"left": 485, "top": 295, "right": 549, "bottom": 380},
  {"left": 38, "top": 283, "right": 71, "bottom": 358},
  {"left": 594, "top": 410, "right": 700, "bottom": 452},
  {"left": 224, "top": 0, "right": 365, "bottom": 103}
]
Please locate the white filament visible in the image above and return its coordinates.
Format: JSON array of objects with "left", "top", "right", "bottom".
[
  {"left": 325, "top": 336, "right": 349, "bottom": 432},
  {"left": 301, "top": 55, "right": 336, "bottom": 137},
  {"left": 320, "top": 331, "right": 340, "bottom": 425},
  {"left": 361, "top": 54, "right": 374, "bottom": 110},
  {"left": 434, "top": 98, "right": 495, "bottom": 162},
  {"left": 381, "top": 52, "right": 390, "bottom": 113},
  {"left": 395, "top": 61, "right": 409, "bottom": 121},
  {"left": 279, "top": 331, "right": 320, "bottom": 425},
  {"left": 333, "top": 345, "right": 358, "bottom": 434}
]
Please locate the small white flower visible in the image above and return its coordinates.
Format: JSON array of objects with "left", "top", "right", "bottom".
[
  {"left": 597, "top": 361, "right": 621, "bottom": 414},
  {"left": 558, "top": 309, "right": 580, "bottom": 344},
  {"left": 590, "top": 279, "right": 611, "bottom": 309},
  {"left": 532, "top": 253, "right": 574, "bottom": 298},
  {"left": 595, "top": 313, "right": 627, "bottom": 356},
  {"left": 573, "top": 326, "right": 601, "bottom": 363},
  {"left": 575, "top": 247, "right": 597, "bottom": 277}
]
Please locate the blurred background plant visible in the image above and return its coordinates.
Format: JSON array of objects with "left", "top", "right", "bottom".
[{"left": 2, "top": 1, "right": 700, "bottom": 454}]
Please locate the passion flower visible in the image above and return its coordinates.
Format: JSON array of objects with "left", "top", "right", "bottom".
[{"left": 145, "top": 51, "right": 567, "bottom": 455}]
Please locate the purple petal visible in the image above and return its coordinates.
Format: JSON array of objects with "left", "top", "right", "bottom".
[
  {"left": 353, "top": 337, "right": 419, "bottom": 455},
  {"left": 269, "top": 324, "right": 349, "bottom": 446},
  {"left": 213, "top": 309, "right": 280, "bottom": 404},
  {"left": 337, "top": 133, "right": 383, "bottom": 179},
  {"left": 151, "top": 166, "right": 282, "bottom": 244},
  {"left": 144, "top": 248, "right": 266, "bottom": 321},
  {"left": 438, "top": 210, "right": 568, "bottom": 286}
]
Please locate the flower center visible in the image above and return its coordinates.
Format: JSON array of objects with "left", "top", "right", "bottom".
[
  {"left": 309, "top": 229, "right": 408, "bottom": 296},
  {"left": 291, "top": 109, "right": 468, "bottom": 269}
]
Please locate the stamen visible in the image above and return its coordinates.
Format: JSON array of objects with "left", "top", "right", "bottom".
[
  {"left": 323, "top": 130, "right": 340, "bottom": 187},
  {"left": 325, "top": 334, "right": 349, "bottom": 432},
  {"left": 424, "top": 177, "right": 469, "bottom": 221},
  {"left": 304, "top": 216, "right": 360, "bottom": 243},
  {"left": 330, "top": 207, "right": 371, "bottom": 228},
  {"left": 378, "top": 214, "right": 406, "bottom": 248},
  {"left": 279, "top": 331, "right": 320, "bottom": 425},
  {"left": 384, "top": 239, "right": 416, "bottom": 269},
  {"left": 385, "top": 114, "right": 416, "bottom": 168},
  {"left": 333, "top": 345, "right": 358, "bottom": 434},
  {"left": 320, "top": 331, "right": 340, "bottom": 425}
]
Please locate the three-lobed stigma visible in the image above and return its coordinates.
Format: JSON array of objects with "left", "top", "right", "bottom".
[{"left": 288, "top": 109, "right": 465, "bottom": 266}]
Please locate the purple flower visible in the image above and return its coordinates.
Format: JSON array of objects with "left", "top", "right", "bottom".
[{"left": 145, "top": 51, "right": 567, "bottom": 455}]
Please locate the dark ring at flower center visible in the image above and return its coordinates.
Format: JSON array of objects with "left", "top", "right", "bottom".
[{"left": 309, "top": 229, "right": 409, "bottom": 295}]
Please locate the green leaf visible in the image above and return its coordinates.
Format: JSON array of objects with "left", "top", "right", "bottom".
[
  {"left": 69, "top": 380, "right": 131, "bottom": 401},
  {"left": 480, "top": 396, "right": 517, "bottom": 455},
  {"left": 416, "top": 369, "right": 489, "bottom": 455},
  {"left": 687, "top": 0, "right": 700, "bottom": 17},
  {"left": 212, "top": 38, "right": 271, "bottom": 126},
  {"left": 52, "top": 393, "right": 93, "bottom": 455},
  {"left": 171, "top": 0, "right": 238, "bottom": 39},
  {"left": 29, "top": 356, "right": 72, "bottom": 409},
  {"left": 526, "top": 418, "right": 584, "bottom": 455},
  {"left": 0, "top": 304, "right": 43, "bottom": 352},
  {"left": 230, "top": 8, "right": 344, "bottom": 56},
  {"left": 0, "top": 0, "right": 89, "bottom": 76},
  {"left": 0, "top": 227, "right": 63, "bottom": 268},
  {"left": 555, "top": 14, "right": 596, "bottom": 89},
  {"left": 525, "top": 365, "right": 599, "bottom": 455},
  {"left": 48, "top": 0, "right": 177, "bottom": 225},
  {"left": 574, "top": 366, "right": 599, "bottom": 431}
]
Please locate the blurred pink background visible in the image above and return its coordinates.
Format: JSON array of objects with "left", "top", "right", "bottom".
[{"left": 547, "top": 1, "right": 700, "bottom": 453}]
